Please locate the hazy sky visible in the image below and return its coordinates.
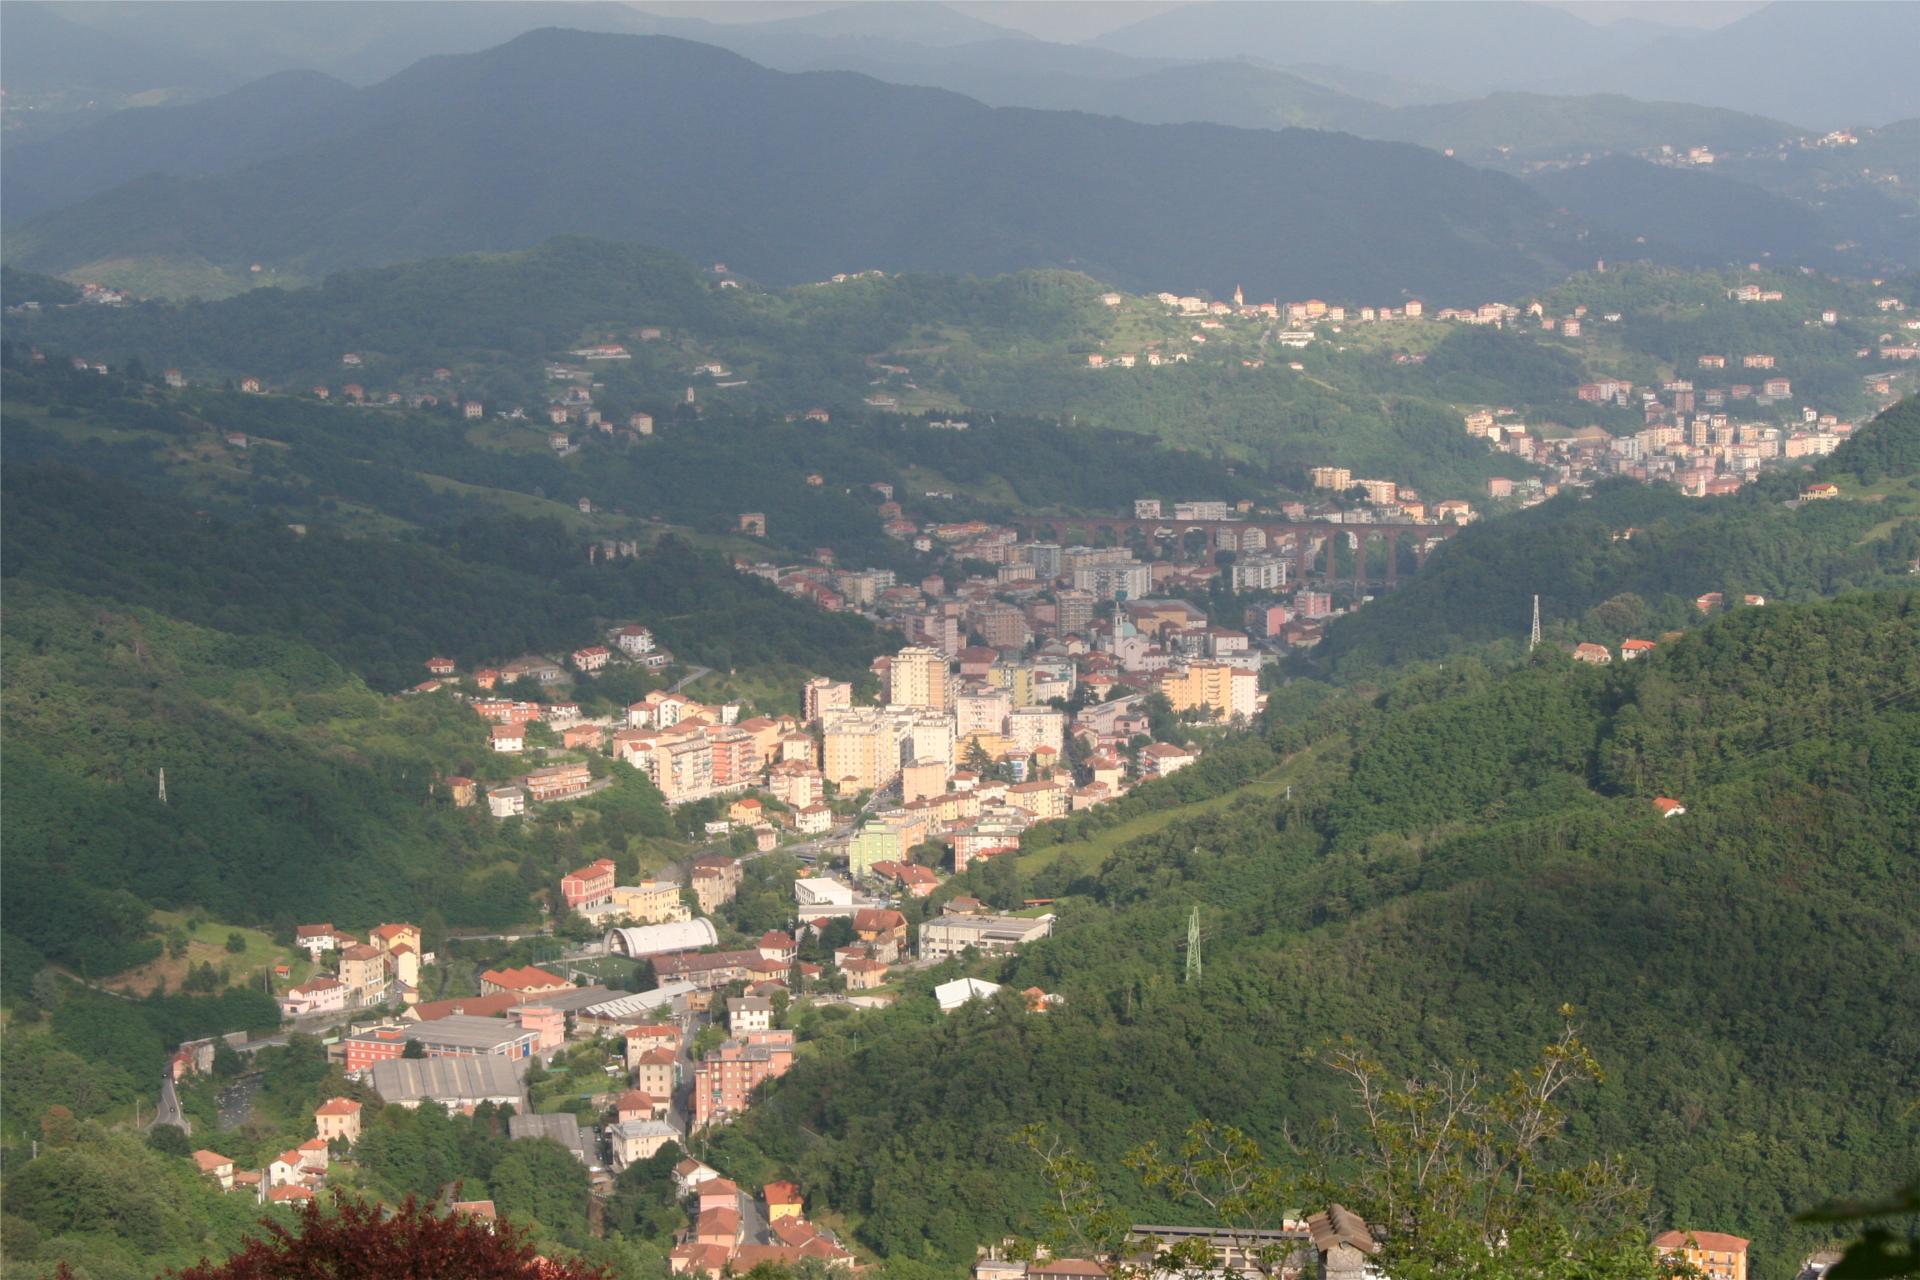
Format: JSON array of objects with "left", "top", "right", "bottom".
[{"left": 626, "top": 0, "right": 1769, "bottom": 42}]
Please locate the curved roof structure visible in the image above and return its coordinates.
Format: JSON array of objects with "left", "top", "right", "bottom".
[{"left": 606, "top": 918, "right": 718, "bottom": 958}]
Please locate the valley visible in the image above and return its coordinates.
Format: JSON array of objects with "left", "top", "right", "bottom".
[{"left": 2, "top": 8, "right": 1918, "bottom": 1280}]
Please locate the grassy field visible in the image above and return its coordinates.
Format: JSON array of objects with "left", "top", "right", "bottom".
[
  {"left": 106, "top": 911, "right": 307, "bottom": 996},
  {"left": 1835, "top": 472, "right": 1920, "bottom": 543}
]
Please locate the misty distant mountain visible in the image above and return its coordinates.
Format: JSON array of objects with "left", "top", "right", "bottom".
[
  {"left": 1091, "top": 1, "right": 1663, "bottom": 98},
  {"left": 10, "top": 0, "right": 659, "bottom": 88},
  {"left": 4, "top": 30, "right": 1601, "bottom": 304},
  {"left": 2, "top": 71, "right": 363, "bottom": 225},
  {"left": 1569, "top": 1, "right": 1920, "bottom": 129},
  {"left": 0, "top": 2, "right": 241, "bottom": 96}
]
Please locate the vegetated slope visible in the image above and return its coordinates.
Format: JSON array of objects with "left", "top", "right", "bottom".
[
  {"left": 1, "top": 69, "right": 361, "bottom": 225},
  {"left": 1369, "top": 91, "right": 1799, "bottom": 161},
  {"left": 1526, "top": 156, "right": 1914, "bottom": 273},
  {"left": 4, "top": 238, "right": 1539, "bottom": 498},
  {"left": 0, "top": 581, "right": 581, "bottom": 975},
  {"left": 4, "top": 29, "right": 1596, "bottom": 303},
  {"left": 0, "top": 333, "right": 1265, "bottom": 572},
  {"left": 737, "top": 594, "right": 1920, "bottom": 1280},
  {"left": 1315, "top": 397, "right": 1920, "bottom": 674},
  {"left": 0, "top": 455, "right": 888, "bottom": 695}
]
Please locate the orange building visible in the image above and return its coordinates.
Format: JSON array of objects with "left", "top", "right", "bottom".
[{"left": 1654, "top": 1231, "right": 1749, "bottom": 1280}]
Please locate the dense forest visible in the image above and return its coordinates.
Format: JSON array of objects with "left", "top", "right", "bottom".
[
  {"left": 0, "top": 582, "right": 686, "bottom": 980},
  {"left": 729, "top": 593, "right": 1920, "bottom": 1280}
]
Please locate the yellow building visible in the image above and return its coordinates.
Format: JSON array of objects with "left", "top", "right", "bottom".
[
  {"left": 986, "top": 663, "right": 1037, "bottom": 708},
  {"left": 823, "top": 711, "right": 904, "bottom": 793},
  {"left": 888, "top": 646, "right": 953, "bottom": 711},
  {"left": 611, "top": 881, "right": 689, "bottom": 924},
  {"left": 1160, "top": 662, "right": 1257, "bottom": 723}
]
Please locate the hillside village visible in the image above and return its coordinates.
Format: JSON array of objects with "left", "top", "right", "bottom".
[{"left": 7, "top": 261, "right": 1912, "bottom": 1280}]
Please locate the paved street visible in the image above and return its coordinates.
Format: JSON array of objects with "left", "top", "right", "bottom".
[{"left": 152, "top": 1072, "right": 189, "bottom": 1135}]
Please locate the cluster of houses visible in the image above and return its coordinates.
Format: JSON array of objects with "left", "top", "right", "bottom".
[
  {"left": 188, "top": 1096, "right": 364, "bottom": 1208},
  {"left": 668, "top": 1165, "right": 855, "bottom": 1278},
  {"left": 280, "top": 922, "right": 433, "bottom": 1017}
]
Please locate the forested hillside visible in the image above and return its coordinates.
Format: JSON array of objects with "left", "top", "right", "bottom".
[
  {"left": 732, "top": 593, "right": 1920, "bottom": 1280},
  {"left": 3, "top": 30, "right": 1599, "bottom": 302},
  {"left": 1315, "top": 397, "right": 1920, "bottom": 673},
  {"left": 0, "top": 582, "right": 678, "bottom": 977}
]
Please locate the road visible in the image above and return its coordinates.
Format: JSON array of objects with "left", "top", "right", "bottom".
[
  {"left": 152, "top": 1072, "right": 189, "bottom": 1135},
  {"left": 669, "top": 666, "right": 712, "bottom": 694}
]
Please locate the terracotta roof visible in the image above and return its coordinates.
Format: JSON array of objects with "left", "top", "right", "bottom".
[
  {"left": 193, "top": 1150, "right": 232, "bottom": 1173},
  {"left": 267, "top": 1185, "right": 315, "bottom": 1202},
  {"left": 1655, "top": 1231, "right": 1749, "bottom": 1252},
  {"left": 409, "top": 992, "right": 524, "bottom": 1021},
  {"left": 480, "top": 965, "right": 568, "bottom": 991}
]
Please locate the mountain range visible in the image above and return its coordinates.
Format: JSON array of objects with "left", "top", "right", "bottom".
[
  {"left": 10, "top": 0, "right": 1918, "bottom": 129},
  {"left": 3, "top": 29, "right": 1604, "bottom": 304}
]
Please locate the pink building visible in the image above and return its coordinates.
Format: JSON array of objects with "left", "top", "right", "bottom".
[{"left": 561, "top": 858, "right": 617, "bottom": 911}]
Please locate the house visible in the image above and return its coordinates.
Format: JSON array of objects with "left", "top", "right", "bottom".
[
  {"left": 615, "top": 1088, "right": 666, "bottom": 1123},
  {"left": 841, "top": 957, "right": 889, "bottom": 990},
  {"left": 572, "top": 645, "right": 612, "bottom": 672},
  {"left": 1571, "top": 642, "right": 1613, "bottom": 665},
  {"left": 487, "top": 786, "right": 527, "bottom": 818},
  {"left": 480, "top": 966, "right": 572, "bottom": 998},
  {"left": 1654, "top": 797, "right": 1687, "bottom": 818},
  {"left": 279, "top": 974, "right": 347, "bottom": 1018},
  {"left": 266, "top": 1185, "right": 315, "bottom": 1206},
  {"left": 1620, "top": 639, "right": 1657, "bottom": 660},
  {"left": 490, "top": 723, "right": 525, "bottom": 753},
  {"left": 852, "top": 908, "right": 909, "bottom": 962},
  {"left": 675, "top": 1158, "right": 724, "bottom": 1196},
  {"left": 1139, "top": 742, "right": 1197, "bottom": 779},
  {"left": 1654, "top": 1231, "right": 1749, "bottom": 1280},
  {"left": 370, "top": 923, "right": 422, "bottom": 956},
  {"left": 612, "top": 625, "right": 657, "bottom": 656},
  {"left": 728, "top": 996, "right": 774, "bottom": 1034},
  {"left": 313, "top": 1097, "right": 363, "bottom": 1145},
  {"left": 634, "top": 1047, "right": 678, "bottom": 1100},
  {"left": 562, "top": 723, "right": 604, "bottom": 750},
  {"left": 562, "top": 858, "right": 618, "bottom": 911},
  {"left": 763, "top": 1181, "right": 804, "bottom": 1222},
  {"left": 1801, "top": 482, "right": 1841, "bottom": 501},
  {"left": 426, "top": 656, "right": 457, "bottom": 677},
  {"left": 294, "top": 923, "right": 350, "bottom": 959},
  {"left": 336, "top": 944, "right": 390, "bottom": 1007},
  {"left": 193, "top": 1150, "right": 236, "bottom": 1190},
  {"left": 609, "top": 1118, "right": 679, "bottom": 1169}
]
